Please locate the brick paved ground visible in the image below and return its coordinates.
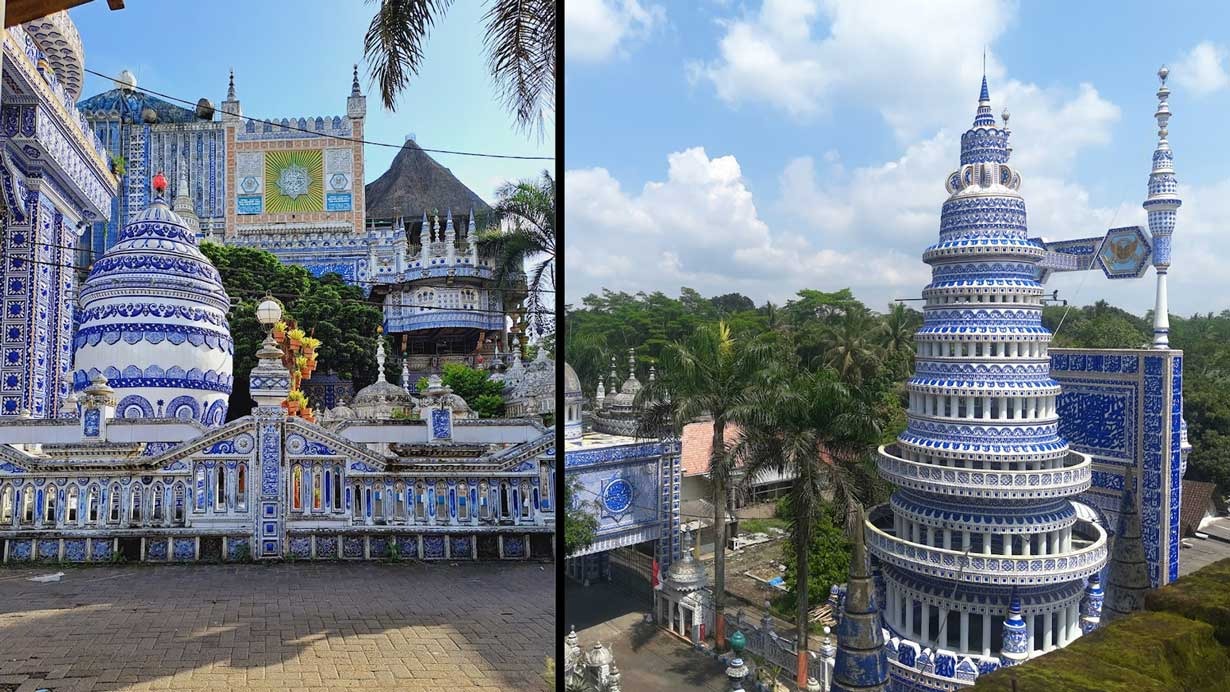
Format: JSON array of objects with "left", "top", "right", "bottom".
[{"left": 0, "top": 562, "right": 555, "bottom": 692}]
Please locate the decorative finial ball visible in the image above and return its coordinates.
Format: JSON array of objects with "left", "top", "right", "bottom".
[
  {"left": 151, "top": 172, "right": 167, "bottom": 195},
  {"left": 376, "top": 325, "right": 383, "bottom": 334},
  {"left": 1001, "top": 108, "right": 1010, "bottom": 125},
  {"left": 1159, "top": 65, "right": 1169, "bottom": 82},
  {"left": 729, "top": 630, "right": 746, "bottom": 655},
  {"left": 114, "top": 69, "right": 137, "bottom": 91},
  {"left": 255, "top": 295, "right": 283, "bottom": 326},
  {"left": 141, "top": 106, "right": 158, "bottom": 124}
]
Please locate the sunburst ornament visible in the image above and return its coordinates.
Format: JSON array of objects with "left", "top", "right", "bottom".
[{"left": 276, "top": 164, "right": 310, "bottom": 199}]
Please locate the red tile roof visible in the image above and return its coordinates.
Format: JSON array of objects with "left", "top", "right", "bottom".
[
  {"left": 1180, "top": 480, "right": 1218, "bottom": 537},
  {"left": 680, "top": 421, "right": 741, "bottom": 477}
]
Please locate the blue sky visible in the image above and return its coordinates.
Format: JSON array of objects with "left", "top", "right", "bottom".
[
  {"left": 564, "top": 0, "right": 1230, "bottom": 318},
  {"left": 70, "top": 0, "right": 552, "bottom": 201}
]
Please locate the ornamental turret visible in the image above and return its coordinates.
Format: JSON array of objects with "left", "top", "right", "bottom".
[
  {"left": 1146, "top": 65, "right": 1180, "bottom": 348},
  {"left": 832, "top": 507, "right": 888, "bottom": 692},
  {"left": 867, "top": 75, "right": 1106, "bottom": 679},
  {"left": 1103, "top": 468, "right": 1151, "bottom": 620},
  {"left": 73, "top": 173, "right": 234, "bottom": 426}
]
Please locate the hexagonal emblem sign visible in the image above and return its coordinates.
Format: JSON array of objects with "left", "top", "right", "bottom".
[{"left": 1097, "top": 226, "right": 1152, "bottom": 279}]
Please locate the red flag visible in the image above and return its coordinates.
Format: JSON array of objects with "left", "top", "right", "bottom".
[{"left": 652, "top": 559, "right": 660, "bottom": 588}]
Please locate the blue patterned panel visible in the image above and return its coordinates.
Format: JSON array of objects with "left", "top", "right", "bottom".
[
  {"left": 503, "top": 536, "right": 525, "bottom": 558},
  {"left": 9, "top": 539, "right": 32, "bottom": 561},
  {"left": 450, "top": 536, "right": 471, "bottom": 559},
  {"left": 369, "top": 536, "right": 389, "bottom": 558},
  {"left": 423, "top": 535, "right": 445, "bottom": 559},
  {"left": 37, "top": 539, "right": 58, "bottom": 560},
  {"left": 430, "top": 409, "right": 451, "bottom": 439},
  {"left": 289, "top": 536, "right": 311, "bottom": 559},
  {"left": 312, "top": 536, "right": 335, "bottom": 559},
  {"left": 342, "top": 536, "right": 364, "bottom": 558},
  {"left": 172, "top": 538, "right": 195, "bottom": 561},
  {"left": 92, "top": 539, "right": 112, "bottom": 561},
  {"left": 397, "top": 535, "right": 418, "bottom": 558},
  {"left": 1055, "top": 390, "right": 1127, "bottom": 456},
  {"left": 146, "top": 539, "right": 168, "bottom": 561},
  {"left": 64, "top": 539, "right": 86, "bottom": 562}
]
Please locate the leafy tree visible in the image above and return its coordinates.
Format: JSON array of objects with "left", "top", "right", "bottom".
[
  {"left": 818, "top": 308, "right": 882, "bottom": 385},
  {"left": 733, "top": 365, "right": 881, "bottom": 658},
  {"left": 478, "top": 171, "right": 555, "bottom": 338},
  {"left": 201, "top": 244, "right": 385, "bottom": 420},
  {"left": 635, "top": 322, "right": 772, "bottom": 651},
  {"left": 416, "top": 362, "right": 506, "bottom": 417},
  {"left": 778, "top": 502, "right": 851, "bottom": 619},
  {"left": 711, "top": 292, "right": 757, "bottom": 315},
  {"left": 363, "top": 0, "right": 554, "bottom": 136},
  {"left": 564, "top": 477, "right": 598, "bottom": 556}
]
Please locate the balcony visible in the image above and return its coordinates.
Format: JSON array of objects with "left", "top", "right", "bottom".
[
  {"left": 865, "top": 505, "right": 1106, "bottom": 586},
  {"left": 384, "top": 309, "right": 506, "bottom": 334},
  {"left": 876, "top": 445, "right": 1090, "bottom": 501}
]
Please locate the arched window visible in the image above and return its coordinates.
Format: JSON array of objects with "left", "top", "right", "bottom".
[
  {"left": 499, "top": 482, "right": 510, "bottom": 518},
  {"left": 373, "top": 487, "right": 384, "bottom": 522},
  {"left": 291, "top": 465, "right": 303, "bottom": 512},
  {"left": 108, "top": 484, "right": 121, "bottom": 522},
  {"left": 352, "top": 482, "right": 362, "bottom": 517},
  {"left": 44, "top": 488, "right": 57, "bottom": 524},
  {"left": 131, "top": 486, "right": 142, "bottom": 523},
  {"left": 215, "top": 466, "right": 227, "bottom": 511},
  {"left": 66, "top": 485, "right": 78, "bottom": 523},
  {"left": 479, "top": 481, "right": 490, "bottom": 520},
  {"left": 195, "top": 467, "right": 206, "bottom": 511},
  {"left": 324, "top": 468, "right": 332, "bottom": 510},
  {"left": 87, "top": 486, "right": 99, "bottom": 523},
  {"left": 520, "top": 481, "right": 531, "bottom": 518},
  {"left": 394, "top": 481, "right": 406, "bottom": 520},
  {"left": 236, "top": 465, "right": 247, "bottom": 511},
  {"left": 415, "top": 482, "right": 427, "bottom": 520},
  {"left": 332, "top": 466, "right": 342, "bottom": 510},
  {"left": 21, "top": 486, "right": 34, "bottom": 524},
  {"left": 457, "top": 483, "right": 469, "bottom": 521},
  {"left": 436, "top": 481, "right": 447, "bottom": 518},
  {"left": 173, "top": 483, "right": 185, "bottom": 523},
  {"left": 152, "top": 484, "right": 164, "bottom": 521},
  {"left": 312, "top": 467, "right": 323, "bottom": 511}
]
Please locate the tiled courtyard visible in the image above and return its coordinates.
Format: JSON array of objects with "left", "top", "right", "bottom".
[{"left": 0, "top": 562, "right": 555, "bottom": 691}]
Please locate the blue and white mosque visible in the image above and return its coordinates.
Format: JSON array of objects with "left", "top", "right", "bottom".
[
  {"left": 0, "top": 14, "right": 554, "bottom": 564},
  {"left": 821, "top": 69, "right": 1191, "bottom": 691}
]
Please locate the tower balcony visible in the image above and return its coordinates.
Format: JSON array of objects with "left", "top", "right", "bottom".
[
  {"left": 865, "top": 504, "right": 1106, "bottom": 586},
  {"left": 384, "top": 309, "right": 506, "bottom": 334},
  {"left": 876, "top": 444, "right": 1091, "bottom": 501}
]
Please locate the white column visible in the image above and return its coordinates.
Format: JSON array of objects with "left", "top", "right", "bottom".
[
  {"left": 983, "top": 532, "right": 992, "bottom": 555},
  {"left": 1022, "top": 534, "right": 1031, "bottom": 557},
  {"left": 939, "top": 607, "right": 950, "bottom": 648},
  {"left": 1025, "top": 615, "right": 1034, "bottom": 656},
  {"left": 1057, "top": 608, "right": 1068, "bottom": 647},
  {"left": 943, "top": 529, "right": 952, "bottom": 550},
  {"left": 966, "top": 396, "right": 975, "bottom": 419},
  {"left": 906, "top": 597, "right": 915, "bottom": 637},
  {"left": 1043, "top": 612, "right": 1054, "bottom": 652},
  {"left": 921, "top": 603, "right": 930, "bottom": 644},
  {"left": 982, "top": 613, "right": 992, "bottom": 657},
  {"left": 962, "top": 531, "right": 971, "bottom": 552},
  {"left": 982, "top": 396, "right": 992, "bottom": 420},
  {"left": 960, "top": 611, "right": 969, "bottom": 653}
]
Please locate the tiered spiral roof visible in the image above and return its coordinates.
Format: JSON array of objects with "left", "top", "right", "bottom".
[{"left": 73, "top": 175, "right": 233, "bottom": 426}]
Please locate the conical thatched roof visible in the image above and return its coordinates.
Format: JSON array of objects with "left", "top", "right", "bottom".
[{"left": 364, "top": 139, "right": 492, "bottom": 221}]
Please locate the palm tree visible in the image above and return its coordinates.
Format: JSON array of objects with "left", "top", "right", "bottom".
[
  {"left": 635, "top": 322, "right": 771, "bottom": 651},
  {"left": 731, "top": 366, "right": 881, "bottom": 685},
  {"left": 363, "top": 0, "right": 554, "bottom": 136},
  {"left": 478, "top": 171, "right": 555, "bottom": 337},
  {"left": 819, "top": 309, "right": 882, "bottom": 384},
  {"left": 879, "top": 302, "right": 921, "bottom": 379}
]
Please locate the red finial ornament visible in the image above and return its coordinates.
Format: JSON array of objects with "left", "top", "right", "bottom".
[{"left": 152, "top": 171, "right": 167, "bottom": 195}]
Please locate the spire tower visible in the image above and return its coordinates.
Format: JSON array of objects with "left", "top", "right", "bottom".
[
  {"left": 1146, "top": 65, "right": 1180, "bottom": 348},
  {"left": 832, "top": 506, "right": 888, "bottom": 692}
]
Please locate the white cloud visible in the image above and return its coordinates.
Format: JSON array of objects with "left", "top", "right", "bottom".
[
  {"left": 565, "top": 0, "right": 664, "bottom": 63},
  {"left": 1173, "top": 41, "right": 1229, "bottom": 95},
  {"left": 564, "top": 148, "right": 928, "bottom": 307},
  {"left": 690, "top": 0, "right": 1017, "bottom": 140}
]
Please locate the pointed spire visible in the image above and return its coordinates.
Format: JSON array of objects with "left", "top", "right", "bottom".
[
  {"left": 351, "top": 63, "right": 361, "bottom": 97},
  {"left": 401, "top": 358, "right": 411, "bottom": 394},
  {"left": 227, "top": 69, "right": 236, "bottom": 100},
  {"left": 1104, "top": 467, "right": 1152, "bottom": 620},
  {"left": 979, "top": 74, "right": 989, "bottom": 103},
  {"left": 972, "top": 72, "right": 996, "bottom": 127},
  {"left": 1147, "top": 64, "right": 1180, "bottom": 349},
  {"left": 831, "top": 505, "right": 888, "bottom": 692},
  {"left": 375, "top": 331, "right": 387, "bottom": 382}
]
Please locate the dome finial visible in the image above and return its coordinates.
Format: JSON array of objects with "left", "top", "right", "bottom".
[
  {"left": 227, "top": 69, "right": 236, "bottom": 100},
  {"left": 351, "top": 63, "right": 361, "bottom": 96},
  {"left": 151, "top": 171, "right": 167, "bottom": 198}
]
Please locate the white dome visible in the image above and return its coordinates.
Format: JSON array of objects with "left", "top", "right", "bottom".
[{"left": 72, "top": 188, "right": 233, "bottom": 426}]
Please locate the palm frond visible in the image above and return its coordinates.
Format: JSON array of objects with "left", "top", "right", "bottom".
[
  {"left": 483, "top": 0, "right": 555, "bottom": 138},
  {"left": 364, "top": 0, "right": 454, "bottom": 111}
]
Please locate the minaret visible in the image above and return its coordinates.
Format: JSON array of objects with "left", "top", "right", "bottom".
[
  {"left": 1103, "top": 468, "right": 1151, "bottom": 620},
  {"left": 1146, "top": 65, "right": 1180, "bottom": 348},
  {"left": 420, "top": 212, "right": 433, "bottom": 264},
  {"left": 444, "top": 209, "right": 456, "bottom": 263},
  {"left": 596, "top": 376, "right": 606, "bottom": 409},
  {"left": 172, "top": 153, "right": 200, "bottom": 237},
  {"left": 831, "top": 506, "right": 888, "bottom": 692},
  {"left": 221, "top": 69, "right": 241, "bottom": 122},
  {"left": 347, "top": 63, "right": 367, "bottom": 120},
  {"left": 468, "top": 208, "right": 479, "bottom": 265}
]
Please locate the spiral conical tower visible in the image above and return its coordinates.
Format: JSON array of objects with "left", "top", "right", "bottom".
[{"left": 866, "top": 76, "right": 1108, "bottom": 670}]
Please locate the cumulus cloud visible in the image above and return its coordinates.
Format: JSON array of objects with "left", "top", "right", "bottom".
[
  {"left": 564, "top": 148, "right": 928, "bottom": 307},
  {"left": 1172, "top": 41, "right": 1229, "bottom": 95},
  {"left": 565, "top": 0, "right": 664, "bottom": 63},
  {"left": 689, "top": 0, "right": 1018, "bottom": 139}
]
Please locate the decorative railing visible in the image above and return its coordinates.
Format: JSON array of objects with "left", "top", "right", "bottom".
[
  {"left": 865, "top": 505, "right": 1107, "bottom": 585},
  {"left": 384, "top": 310, "right": 506, "bottom": 334},
  {"left": 721, "top": 608, "right": 830, "bottom": 687},
  {"left": 877, "top": 446, "right": 1091, "bottom": 500}
]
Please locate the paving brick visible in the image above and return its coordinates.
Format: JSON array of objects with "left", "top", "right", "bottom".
[{"left": 0, "top": 563, "right": 554, "bottom": 691}]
